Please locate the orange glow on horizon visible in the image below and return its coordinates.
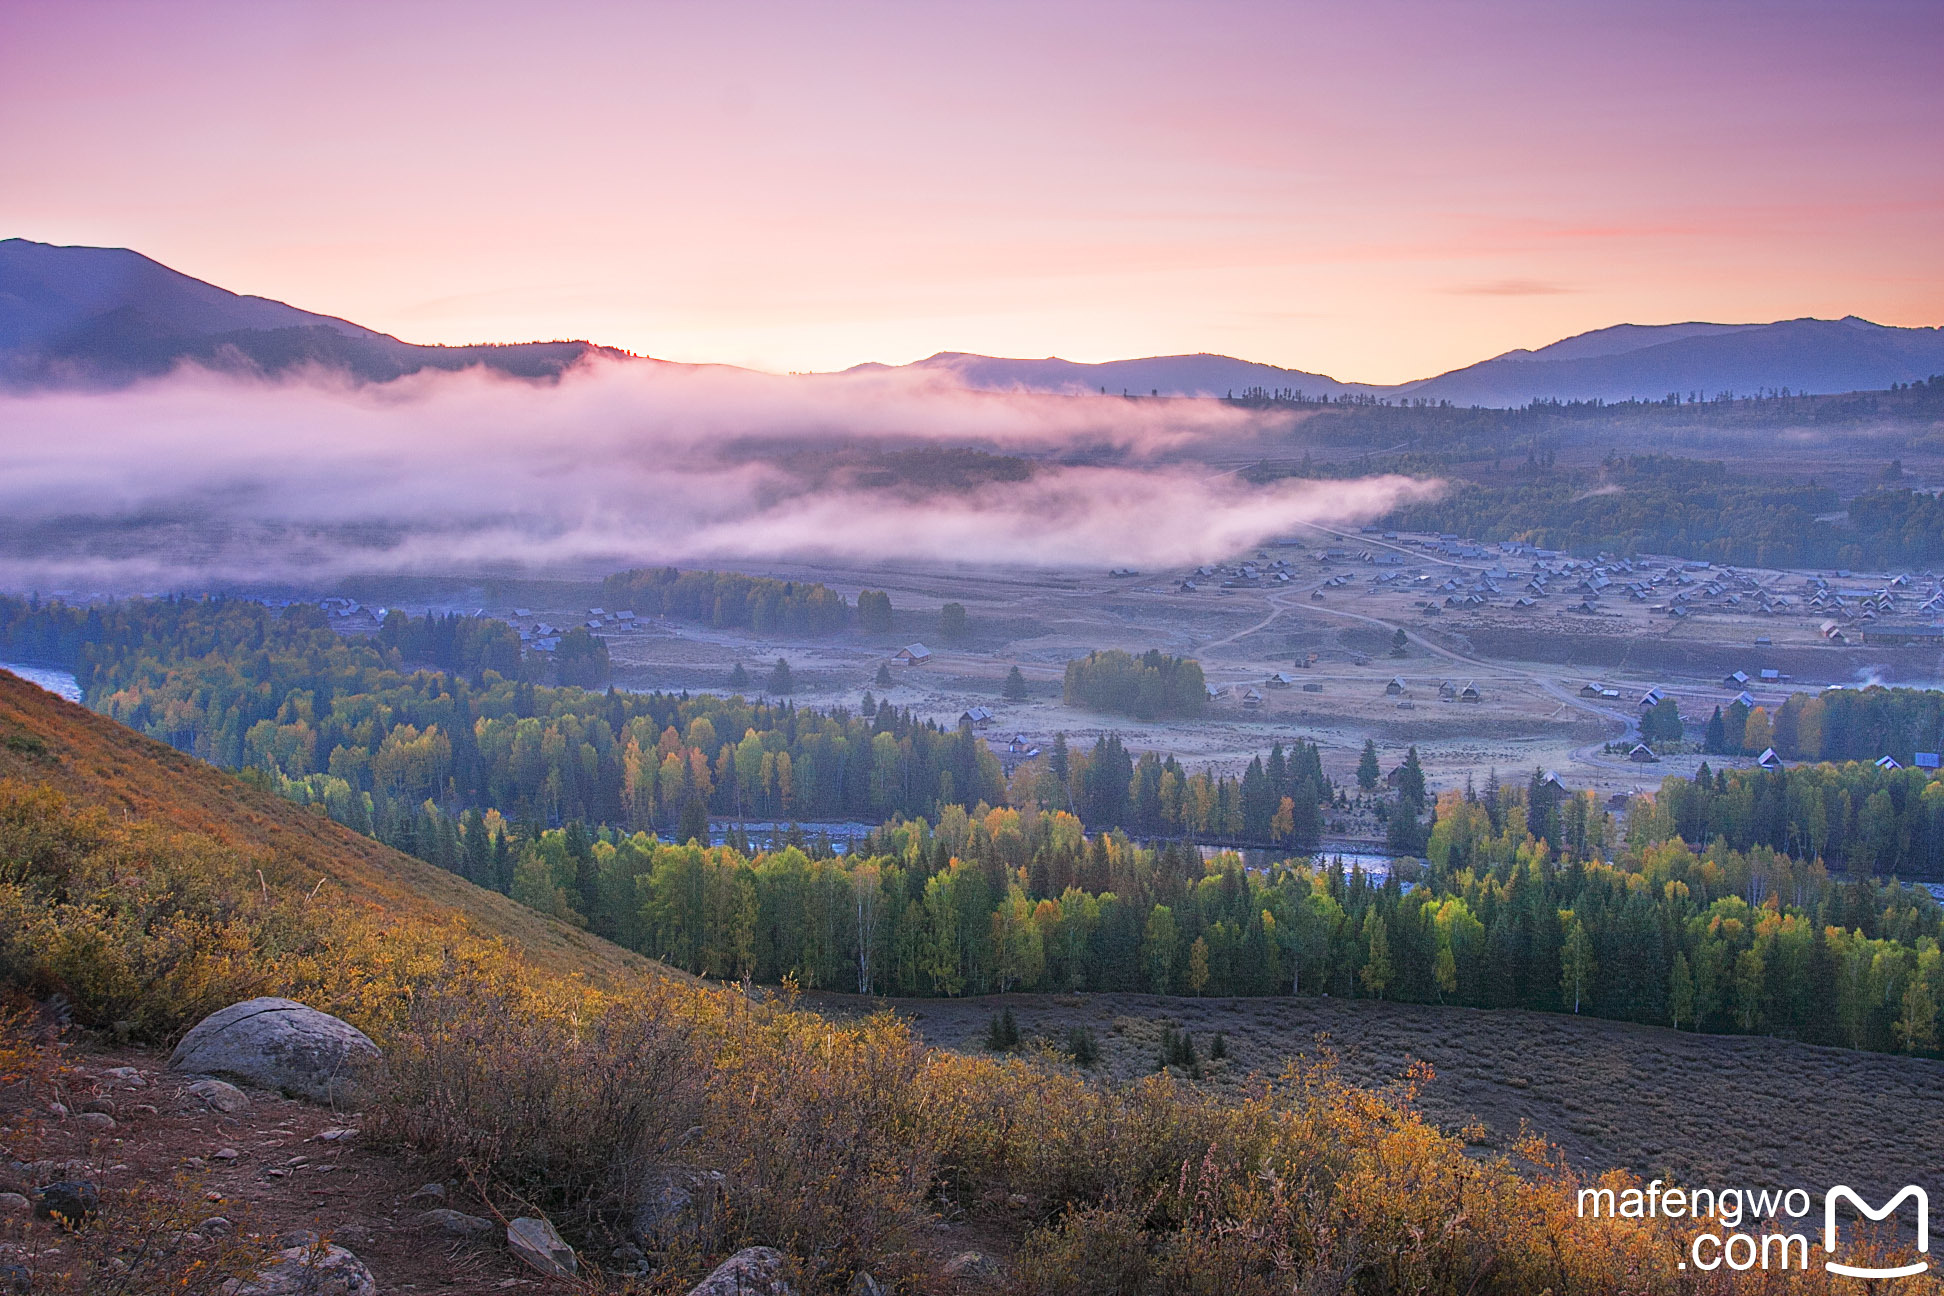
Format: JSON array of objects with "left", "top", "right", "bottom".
[{"left": 2, "top": 0, "right": 1939, "bottom": 384}]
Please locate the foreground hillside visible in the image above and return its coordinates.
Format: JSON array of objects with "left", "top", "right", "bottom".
[
  {"left": 0, "top": 668, "right": 652, "bottom": 985},
  {"left": 1, "top": 668, "right": 1934, "bottom": 1292}
]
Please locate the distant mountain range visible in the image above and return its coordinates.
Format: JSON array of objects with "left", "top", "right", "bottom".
[
  {"left": 5, "top": 237, "right": 1942, "bottom": 403},
  {"left": 0, "top": 238, "right": 618, "bottom": 386}
]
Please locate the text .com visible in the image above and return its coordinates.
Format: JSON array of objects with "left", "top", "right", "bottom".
[{"left": 1577, "top": 1182, "right": 1931, "bottom": 1278}]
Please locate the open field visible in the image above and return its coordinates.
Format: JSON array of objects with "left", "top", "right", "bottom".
[
  {"left": 364, "top": 531, "right": 1944, "bottom": 806},
  {"left": 811, "top": 989, "right": 1944, "bottom": 1207}
]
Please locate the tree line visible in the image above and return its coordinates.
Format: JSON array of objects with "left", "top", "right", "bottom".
[
  {"left": 390, "top": 784, "right": 1944, "bottom": 1059},
  {"left": 0, "top": 596, "right": 1342, "bottom": 850},
  {"left": 1364, "top": 452, "right": 1944, "bottom": 569}
]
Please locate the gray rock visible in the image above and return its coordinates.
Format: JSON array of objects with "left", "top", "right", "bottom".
[
  {"left": 415, "top": 1208, "right": 496, "bottom": 1240},
  {"left": 275, "top": 1229, "right": 320, "bottom": 1250},
  {"left": 170, "top": 998, "right": 380, "bottom": 1106},
  {"left": 226, "top": 1243, "right": 376, "bottom": 1295},
  {"left": 406, "top": 1182, "right": 446, "bottom": 1203},
  {"left": 506, "top": 1216, "right": 576, "bottom": 1277},
  {"left": 74, "top": 1111, "right": 116, "bottom": 1133},
  {"left": 78, "top": 1097, "right": 118, "bottom": 1116},
  {"left": 686, "top": 1247, "right": 794, "bottom": 1296},
  {"left": 942, "top": 1251, "right": 998, "bottom": 1280},
  {"left": 848, "top": 1273, "right": 884, "bottom": 1296},
  {"left": 33, "top": 1179, "right": 99, "bottom": 1226},
  {"left": 0, "top": 1262, "right": 27, "bottom": 1295},
  {"left": 200, "top": 1215, "right": 235, "bottom": 1236},
  {"left": 0, "top": 1192, "right": 28, "bottom": 1216},
  {"left": 631, "top": 1167, "right": 726, "bottom": 1251},
  {"left": 187, "top": 1078, "right": 251, "bottom": 1113},
  {"left": 100, "top": 1066, "right": 147, "bottom": 1088}
]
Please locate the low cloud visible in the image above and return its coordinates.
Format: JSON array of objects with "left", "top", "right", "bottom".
[
  {"left": 0, "top": 359, "right": 1440, "bottom": 590},
  {"left": 1449, "top": 278, "right": 1577, "bottom": 297}
]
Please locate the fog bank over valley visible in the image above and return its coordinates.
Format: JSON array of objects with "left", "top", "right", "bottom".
[{"left": 0, "top": 358, "right": 1438, "bottom": 590}]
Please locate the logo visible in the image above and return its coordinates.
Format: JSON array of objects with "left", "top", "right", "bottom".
[{"left": 1825, "top": 1185, "right": 1930, "bottom": 1279}]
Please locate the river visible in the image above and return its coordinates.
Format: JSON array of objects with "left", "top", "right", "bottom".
[{"left": 0, "top": 663, "right": 81, "bottom": 703}]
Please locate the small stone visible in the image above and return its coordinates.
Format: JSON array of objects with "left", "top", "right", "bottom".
[
  {"left": 416, "top": 1208, "right": 496, "bottom": 1240},
  {"left": 132, "top": 1104, "right": 159, "bottom": 1116},
  {"left": 200, "top": 1215, "right": 235, "bottom": 1236},
  {"left": 407, "top": 1182, "right": 446, "bottom": 1203},
  {"left": 267, "top": 1169, "right": 288, "bottom": 1178},
  {"left": 101, "top": 1066, "right": 147, "bottom": 1088},
  {"left": 942, "top": 1251, "right": 998, "bottom": 1280},
  {"left": 186, "top": 1078, "right": 250, "bottom": 1113},
  {"left": 205, "top": 1191, "right": 225, "bottom": 1202},
  {"left": 316, "top": 1128, "right": 358, "bottom": 1142},
  {"left": 183, "top": 1157, "right": 207, "bottom": 1170},
  {"left": 276, "top": 1229, "right": 320, "bottom": 1250},
  {"left": 687, "top": 1247, "right": 794, "bottom": 1296},
  {"left": 74, "top": 1111, "right": 116, "bottom": 1133},
  {"left": 0, "top": 1191, "right": 29, "bottom": 1216},
  {"left": 229, "top": 1243, "right": 376, "bottom": 1295},
  {"left": 33, "top": 1179, "right": 100, "bottom": 1226},
  {"left": 285, "top": 1156, "right": 308, "bottom": 1167},
  {"left": 506, "top": 1216, "right": 576, "bottom": 1277},
  {"left": 78, "top": 1098, "right": 117, "bottom": 1116},
  {"left": 45, "top": 1103, "right": 67, "bottom": 1118},
  {"left": 213, "top": 1148, "right": 240, "bottom": 1162}
]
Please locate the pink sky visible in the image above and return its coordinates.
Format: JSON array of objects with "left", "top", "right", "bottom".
[{"left": 3, "top": 0, "right": 1940, "bottom": 383}]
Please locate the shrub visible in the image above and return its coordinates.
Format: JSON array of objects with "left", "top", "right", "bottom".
[
  {"left": 1065, "top": 1025, "right": 1099, "bottom": 1067},
  {"left": 985, "top": 1006, "right": 1022, "bottom": 1052}
]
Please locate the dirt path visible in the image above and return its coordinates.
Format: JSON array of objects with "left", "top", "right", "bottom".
[{"left": 2, "top": 1050, "right": 567, "bottom": 1294}]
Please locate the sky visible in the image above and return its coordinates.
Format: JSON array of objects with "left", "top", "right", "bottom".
[{"left": 3, "top": 0, "right": 1941, "bottom": 383}]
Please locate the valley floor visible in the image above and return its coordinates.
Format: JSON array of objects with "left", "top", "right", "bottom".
[{"left": 808, "top": 989, "right": 1944, "bottom": 1204}]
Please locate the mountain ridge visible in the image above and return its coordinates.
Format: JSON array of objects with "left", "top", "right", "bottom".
[
  {"left": 0, "top": 238, "right": 622, "bottom": 387},
  {"left": 5, "top": 237, "right": 1941, "bottom": 404}
]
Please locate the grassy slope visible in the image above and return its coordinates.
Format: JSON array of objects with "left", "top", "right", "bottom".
[{"left": 0, "top": 668, "right": 657, "bottom": 986}]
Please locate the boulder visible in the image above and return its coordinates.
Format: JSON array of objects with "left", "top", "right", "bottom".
[
  {"left": 170, "top": 999, "right": 379, "bottom": 1106},
  {"left": 942, "top": 1251, "right": 998, "bottom": 1280},
  {"left": 226, "top": 1244, "right": 376, "bottom": 1296},
  {"left": 415, "top": 1208, "right": 496, "bottom": 1240},
  {"left": 73, "top": 1111, "right": 116, "bottom": 1134},
  {"left": 507, "top": 1216, "right": 576, "bottom": 1277},
  {"left": 33, "top": 1179, "right": 99, "bottom": 1226},
  {"left": 631, "top": 1167, "right": 726, "bottom": 1251},
  {"left": 687, "top": 1247, "right": 794, "bottom": 1296},
  {"left": 187, "top": 1078, "right": 251, "bottom": 1113},
  {"left": 0, "top": 1263, "right": 27, "bottom": 1295},
  {"left": 0, "top": 1192, "right": 28, "bottom": 1216}
]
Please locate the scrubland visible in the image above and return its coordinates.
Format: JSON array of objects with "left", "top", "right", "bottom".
[{"left": 0, "top": 675, "right": 1935, "bottom": 1293}]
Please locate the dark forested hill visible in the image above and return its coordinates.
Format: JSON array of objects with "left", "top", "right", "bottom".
[
  {"left": 0, "top": 238, "right": 622, "bottom": 387},
  {"left": 1401, "top": 316, "right": 1944, "bottom": 406}
]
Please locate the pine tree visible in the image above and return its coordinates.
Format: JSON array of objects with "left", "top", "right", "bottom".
[
  {"left": 1002, "top": 666, "right": 1028, "bottom": 700},
  {"left": 1357, "top": 740, "right": 1380, "bottom": 791},
  {"left": 1560, "top": 918, "right": 1595, "bottom": 1013},
  {"left": 766, "top": 658, "right": 794, "bottom": 694},
  {"left": 875, "top": 662, "right": 893, "bottom": 687},
  {"left": 728, "top": 662, "right": 750, "bottom": 689},
  {"left": 678, "top": 796, "right": 710, "bottom": 846},
  {"left": 940, "top": 602, "right": 968, "bottom": 641}
]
